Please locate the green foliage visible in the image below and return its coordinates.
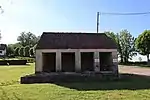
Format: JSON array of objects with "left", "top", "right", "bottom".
[
  {"left": 17, "top": 57, "right": 35, "bottom": 63},
  {"left": 8, "top": 43, "right": 22, "bottom": 50},
  {"left": 17, "top": 32, "right": 40, "bottom": 47},
  {"left": 105, "top": 31, "right": 117, "bottom": 43},
  {"left": 105, "top": 30, "right": 136, "bottom": 63},
  {"left": 135, "top": 30, "right": 150, "bottom": 62},
  {"left": 24, "top": 46, "right": 30, "bottom": 57},
  {"left": 19, "top": 47, "right": 24, "bottom": 57},
  {"left": 14, "top": 47, "right": 20, "bottom": 56},
  {"left": 6, "top": 45, "right": 14, "bottom": 57},
  {"left": 119, "top": 30, "right": 136, "bottom": 63}
]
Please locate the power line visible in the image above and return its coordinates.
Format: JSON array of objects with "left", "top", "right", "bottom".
[
  {"left": 96, "top": 11, "right": 150, "bottom": 33},
  {"left": 100, "top": 11, "right": 150, "bottom": 15}
]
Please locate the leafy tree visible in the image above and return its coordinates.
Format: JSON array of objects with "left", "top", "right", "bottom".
[
  {"left": 24, "top": 46, "right": 30, "bottom": 57},
  {"left": 105, "top": 32, "right": 122, "bottom": 61},
  {"left": 105, "top": 30, "right": 136, "bottom": 63},
  {"left": 105, "top": 31, "right": 123, "bottom": 62},
  {"left": 6, "top": 45, "right": 14, "bottom": 57},
  {"left": 105, "top": 31, "right": 117, "bottom": 42},
  {"left": 14, "top": 47, "right": 20, "bottom": 56},
  {"left": 19, "top": 47, "right": 24, "bottom": 57},
  {"left": 119, "top": 30, "right": 136, "bottom": 63},
  {"left": 135, "top": 30, "right": 150, "bottom": 63},
  {"left": 17, "top": 32, "right": 40, "bottom": 47},
  {"left": 11, "top": 43, "right": 22, "bottom": 49}
]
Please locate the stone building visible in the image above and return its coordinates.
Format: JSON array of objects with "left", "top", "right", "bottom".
[{"left": 35, "top": 32, "right": 118, "bottom": 75}]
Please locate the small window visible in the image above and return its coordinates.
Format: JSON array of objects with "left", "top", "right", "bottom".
[{"left": 0, "top": 51, "right": 2, "bottom": 53}]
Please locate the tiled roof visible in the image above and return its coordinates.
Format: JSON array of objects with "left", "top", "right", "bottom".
[{"left": 36, "top": 32, "right": 117, "bottom": 49}]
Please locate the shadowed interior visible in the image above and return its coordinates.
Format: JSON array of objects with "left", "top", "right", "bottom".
[
  {"left": 81, "top": 52, "right": 94, "bottom": 71},
  {"left": 61, "top": 52, "right": 75, "bottom": 72},
  {"left": 42, "top": 53, "right": 56, "bottom": 72}
]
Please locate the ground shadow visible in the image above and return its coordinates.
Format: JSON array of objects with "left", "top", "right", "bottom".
[{"left": 53, "top": 73, "right": 150, "bottom": 90}]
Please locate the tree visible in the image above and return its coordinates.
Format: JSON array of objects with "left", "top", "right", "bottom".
[
  {"left": 105, "top": 31, "right": 117, "bottom": 43},
  {"left": 24, "top": 46, "right": 30, "bottom": 57},
  {"left": 17, "top": 32, "right": 40, "bottom": 47},
  {"left": 105, "top": 30, "right": 136, "bottom": 63},
  {"left": 19, "top": 47, "right": 24, "bottom": 57},
  {"left": 11, "top": 43, "right": 22, "bottom": 49},
  {"left": 135, "top": 30, "right": 150, "bottom": 63},
  {"left": 105, "top": 31, "right": 123, "bottom": 62},
  {"left": 6, "top": 45, "right": 14, "bottom": 57},
  {"left": 105, "top": 31, "right": 122, "bottom": 60},
  {"left": 119, "top": 30, "right": 136, "bottom": 63},
  {"left": 14, "top": 47, "right": 20, "bottom": 56}
]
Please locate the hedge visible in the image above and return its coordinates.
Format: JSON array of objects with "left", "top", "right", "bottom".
[
  {"left": 17, "top": 57, "right": 35, "bottom": 63},
  {"left": 0, "top": 60, "right": 27, "bottom": 65},
  {"left": 0, "top": 60, "right": 8, "bottom": 65},
  {"left": 8, "top": 60, "right": 27, "bottom": 65}
]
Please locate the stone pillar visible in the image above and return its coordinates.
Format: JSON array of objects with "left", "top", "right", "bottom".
[
  {"left": 56, "top": 51, "right": 61, "bottom": 72},
  {"left": 94, "top": 51, "right": 100, "bottom": 72},
  {"left": 35, "top": 50, "right": 43, "bottom": 73},
  {"left": 75, "top": 51, "right": 81, "bottom": 72},
  {"left": 112, "top": 51, "right": 118, "bottom": 76}
]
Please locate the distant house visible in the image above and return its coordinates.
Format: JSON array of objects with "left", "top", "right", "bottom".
[{"left": 0, "top": 44, "right": 7, "bottom": 57}]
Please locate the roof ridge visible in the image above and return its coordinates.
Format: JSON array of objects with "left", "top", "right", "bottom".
[{"left": 43, "top": 32, "right": 105, "bottom": 35}]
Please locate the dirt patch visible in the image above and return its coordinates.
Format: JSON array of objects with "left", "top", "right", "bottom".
[{"left": 119, "top": 65, "right": 150, "bottom": 76}]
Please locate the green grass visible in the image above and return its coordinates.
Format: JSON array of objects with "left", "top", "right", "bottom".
[{"left": 1, "top": 64, "right": 150, "bottom": 100}]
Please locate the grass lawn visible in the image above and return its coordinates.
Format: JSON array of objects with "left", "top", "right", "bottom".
[{"left": 1, "top": 64, "right": 150, "bottom": 100}]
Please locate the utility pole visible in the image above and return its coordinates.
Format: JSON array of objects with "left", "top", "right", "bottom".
[{"left": 96, "top": 12, "right": 100, "bottom": 33}]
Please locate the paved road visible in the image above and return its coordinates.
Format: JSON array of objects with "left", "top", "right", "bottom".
[{"left": 119, "top": 65, "right": 150, "bottom": 76}]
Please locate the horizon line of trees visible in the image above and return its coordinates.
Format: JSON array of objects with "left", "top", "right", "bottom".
[
  {"left": 106, "top": 29, "right": 150, "bottom": 64},
  {"left": 6, "top": 32, "right": 40, "bottom": 58}
]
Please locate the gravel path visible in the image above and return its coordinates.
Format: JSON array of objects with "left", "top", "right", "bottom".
[{"left": 119, "top": 65, "right": 150, "bottom": 76}]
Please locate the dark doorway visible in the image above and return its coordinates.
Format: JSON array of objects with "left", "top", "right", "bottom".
[
  {"left": 42, "top": 53, "right": 56, "bottom": 72},
  {"left": 81, "top": 52, "right": 94, "bottom": 72},
  {"left": 61, "top": 52, "right": 75, "bottom": 72},
  {"left": 99, "top": 52, "right": 113, "bottom": 71}
]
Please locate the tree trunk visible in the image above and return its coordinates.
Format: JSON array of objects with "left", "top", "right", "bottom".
[
  {"left": 120, "top": 55, "right": 123, "bottom": 63},
  {"left": 147, "top": 54, "right": 150, "bottom": 65}
]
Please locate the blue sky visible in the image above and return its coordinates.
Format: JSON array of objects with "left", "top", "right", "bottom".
[{"left": 0, "top": 0, "right": 150, "bottom": 60}]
